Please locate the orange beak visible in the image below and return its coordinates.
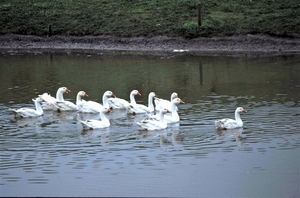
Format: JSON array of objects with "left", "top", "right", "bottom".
[
  {"left": 84, "top": 93, "right": 89, "bottom": 97},
  {"left": 111, "top": 93, "right": 116, "bottom": 98},
  {"left": 66, "top": 88, "right": 71, "bottom": 93},
  {"left": 137, "top": 92, "right": 141, "bottom": 96},
  {"left": 242, "top": 109, "right": 247, "bottom": 113},
  {"left": 180, "top": 99, "right": 185, "bottom": 104},
  {"left": 107, "top": 108, "right": 113, "bottom": 113}
]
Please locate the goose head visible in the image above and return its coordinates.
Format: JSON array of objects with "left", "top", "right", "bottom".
[
  {"left": 171, "top": 92, "right": 178, "bottom": 100},
  {"left": 32, "top": 96, "right": 46, "bottom": 103},
  {"left": 59, "top": 87, "right": 71, "bottom": 94},
  {"left": 236, "top": 107, "right": 247, "bottom": 114},
  {"left": 172, "top": 98, "right": 185, "bottom": 105},
  {"left": 102, "top": 107, "right": 113, "bottom": 114},
  {"left": 131, "top": 90, "right": 141, "bottom": 96},
  {"left": 104, "top": 91, "right": 116, "bottom": 98},
  {"left": 160, "top": 108, "right": 171, "bottom": 115},
  {"left": 149, "top": 92, "right": 156, "bottom": 98},
  {"left": 78, "top": 91, "right": 88, "bottom": 97}
]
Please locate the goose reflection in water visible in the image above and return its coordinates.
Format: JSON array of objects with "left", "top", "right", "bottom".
[
  {"left": 215, "top": 128, "right": 245, "bottom": 146},
  {"left": 160, "top": 131, "right": 185, "bottom": 148},
  {"left": 137, "top": 124, "right": 184, "bottom": 149},
  {"left": 81, "top": 127, "right": 111, "bottom": 146}
]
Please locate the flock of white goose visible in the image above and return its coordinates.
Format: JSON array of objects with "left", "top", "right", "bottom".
[{"left": 9, "top": 87, "right": 247, "bottom": 131}]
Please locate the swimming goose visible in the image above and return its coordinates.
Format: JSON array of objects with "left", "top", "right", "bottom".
[
  {"left": 127, "top": 92, "right": 156, "bottom": 115},
  {"left": 215, "top": 107, "right": 247, "bottom": 130},
  {"left": 9, "top": 96, "right": 45, "bottom": 118},
  {"left": 40, "top": 87, "right": 78, "bottom": 111},
  {"left": 77, "top": 91, "right": 115, "bottom": 113},
  {"left": 108, "top": 89, "right": 140, "bottom": 110},
  {"left": 154, "top": 92, "right": 178, "bottom": 112},
  {"left": 80, "top": 107, "right": 112, "bottom": 130},
  {"left": 41, "top": 87, "right": 70, "bottom": 110},
  {"left": 149, "top": 98, "right": 185, "bottom": 123},
  {"left": 137, "top": 108, "right": 170, "bottom": 131}
]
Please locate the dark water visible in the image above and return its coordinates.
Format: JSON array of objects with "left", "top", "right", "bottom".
[{"left": 0, "top": 52, "right": 299, "bottom": 197}]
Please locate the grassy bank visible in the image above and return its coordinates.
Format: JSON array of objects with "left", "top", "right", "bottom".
[{"left": 0, "top": 0, "right": 299, "bottom": 38}]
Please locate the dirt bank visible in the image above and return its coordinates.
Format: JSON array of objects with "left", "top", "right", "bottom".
[{"left": 0, "top": 34, "right": 299, "bottom": 56}]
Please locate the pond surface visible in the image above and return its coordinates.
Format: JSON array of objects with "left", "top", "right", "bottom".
[{"left": 0, "top": 52, "right": 299, "bottom": 197}]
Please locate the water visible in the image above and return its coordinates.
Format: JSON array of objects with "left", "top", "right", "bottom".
[{"left": 0, "top": 52, "right": 299, "bottom": 197}]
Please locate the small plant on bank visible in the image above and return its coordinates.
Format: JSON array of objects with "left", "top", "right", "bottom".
[{"left": 179, "top": 21, "right": 199, "bottom": 38}]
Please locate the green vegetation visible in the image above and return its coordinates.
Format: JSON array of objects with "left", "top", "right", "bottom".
[{"left": 0, "top": 0, "right": 299, "bottom": 38}]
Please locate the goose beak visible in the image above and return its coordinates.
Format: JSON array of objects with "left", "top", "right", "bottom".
[
  {"left": 108, "top": 108, "right": 112, "bottom": 113},
  {"left": 242, "top": 109, "right": 247, "bottom": 113},
  {"left": 84, "top": 93, "right": 89, "bottom": 97},
  {"left": 66, "top": 88, "right": 71, "bottom": 93},
  {"left": 137, "top": 92, "right": 141, "bottom": 96},
  {"left": 111, "top": 93, "right": 116, "bottom": 98},
  {"left": 180, "top": 99, "right": 185, "bottom": 104}
]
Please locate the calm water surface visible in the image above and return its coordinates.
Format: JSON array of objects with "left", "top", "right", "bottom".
[{"left": 0, "top": 52, "right": 299, "bottom": 197}]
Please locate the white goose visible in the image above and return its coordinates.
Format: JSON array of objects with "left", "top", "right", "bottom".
[
  {"left": 80, "top": 107, "right": 112, "bottom": 130},
  {"left": 149, "top": 98, "right": 185, "bottom": 123},
  {"left": 154, "top": 92, "right": 178, "bottom": 112},
  {"left": 137, "top": 108, "right": 170, "bottom": 131},
  {"left": 41, "top": 87, "right": 78, "bottom": 112},
  {"left": 77, "top": 91, "right": 115, "bottom": 113},
  {"left": 9, "top": 96, "right": 45, "bottom": 118},
  {"left": 108, "top": 90, "right": 140, "bottom": 110},
  {"left": 127, "top": 92, "right": 156, "bottom": 115},
  {"left": 215, "top": 107, "right": 247, "bottom": 130},
  {"left": 40, "top": 87, "right": 71, "bottom": 110}
]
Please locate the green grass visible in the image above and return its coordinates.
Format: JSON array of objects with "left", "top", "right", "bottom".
[{"left": 0, "top": 0, "right": 299, "bottom": 38}]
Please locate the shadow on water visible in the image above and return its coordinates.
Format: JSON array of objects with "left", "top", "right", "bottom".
[{"left": 0, "top": 52, "right": 299, "bottom": 197}]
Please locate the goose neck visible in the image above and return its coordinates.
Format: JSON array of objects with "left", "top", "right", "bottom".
[
  {"left": 76, "top": 94, "right": 82, "bottom": 105},
  {"left": 35, "top": 100, "right": 44, "bottom": 114},
  {"left": 171, "top": 103, "right": 178, "bottom": 115},
  {"left": 130, "top": 93, "right": 136, "bottom": 105},
  {"left": 235, "top": 111, "right": 242, "bottom": 123},
  {"left": 103, "top": 96, "right": 109, "bottom": 108},
  {"left": 159, "top": 112, "right": 166, "bottom": 123},
  {"left": 100, "top": 111, "right": 109, "bottom": 123},
  {"left": 148, "top": 95, "right": 154, "bottom": 109},
  {"left": 56, "top": 90, "right": 64, "bottom": 101}
]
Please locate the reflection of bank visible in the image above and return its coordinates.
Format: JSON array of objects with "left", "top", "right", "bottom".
[
  {"left": 215, "top": 128, "right": 244, "bottom": 146},
  {"left": 199, "top": 60, "right": 203, "bottom": 86}
]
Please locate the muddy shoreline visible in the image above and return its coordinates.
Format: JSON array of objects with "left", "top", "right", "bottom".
[{"left": 0, "top": 34, "right": 299, "bottom": 56}]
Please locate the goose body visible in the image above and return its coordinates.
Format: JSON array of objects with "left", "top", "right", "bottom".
[
  {"left": 127, "top": 92, "right": 156, "bottom": 115},
  {"left": 108, "top": 90, "right": 140, "bottom": 110},
  {"left": 77, "top": 91, "right": 115, "bottom": 113},
  {"left": 41, "top": 87, "right": 71, "bottom": 110},
  {"left": 137, "top": 108, "right": 170, "bottom": 131},
  {"left": 40, "top": 87, "right": 78, "bottom": 111},
  {"left": 80, "top": 107, "right": 112, "bottom": 130},
  {"left": 150, "top": 98, "right": 185, "bottom": 123},
  {"left": 215, "top": 107, "right": 247, "bottom": 130},
  {"left": 154, "top": 92, "right": 178, "bottom": 112},
  {"left": 55, "top": 100, "right": 78, "bottom": 112},
  {"left": 9, "top": 96, "right": 45, "bottom": 118}
]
